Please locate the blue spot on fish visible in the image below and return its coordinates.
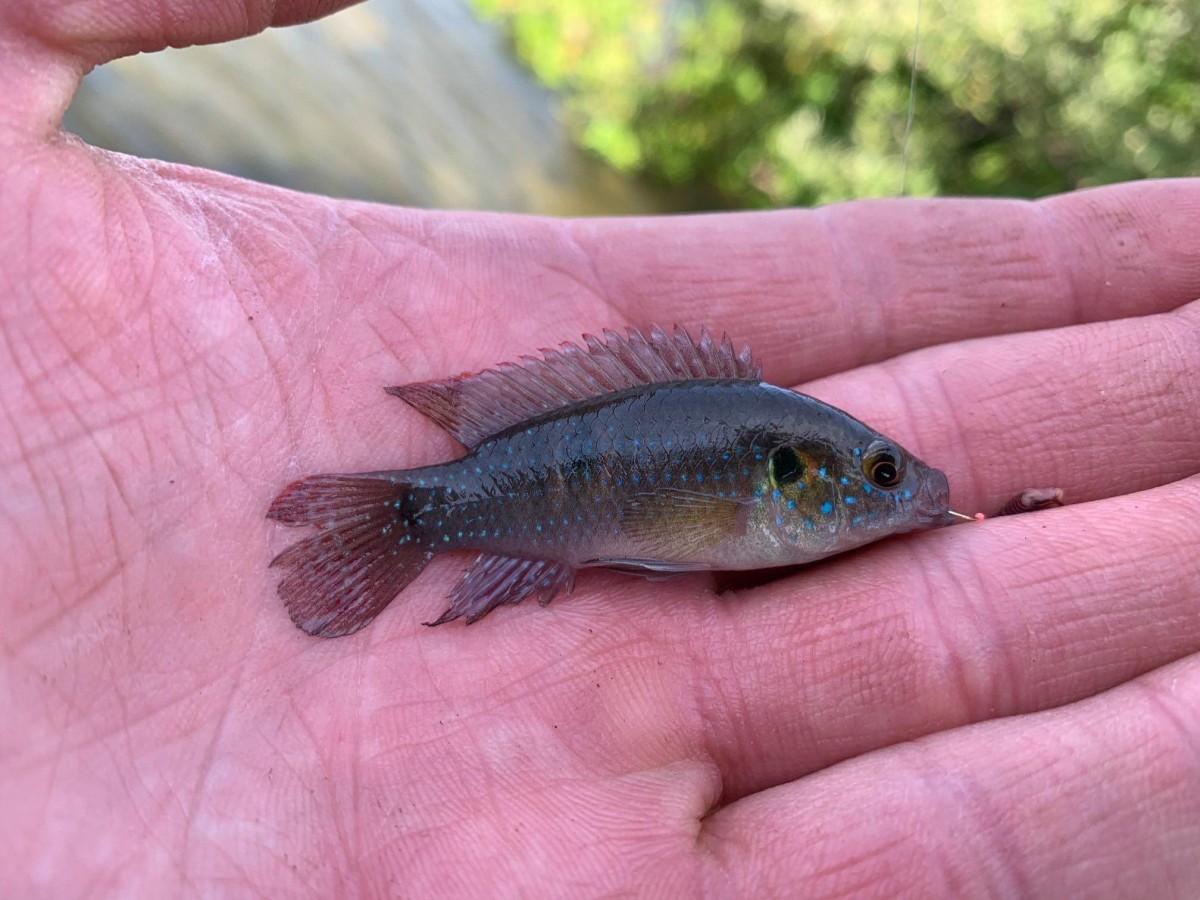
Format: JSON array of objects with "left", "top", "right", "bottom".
[
  {"left": 772, "top": 488, "right": 782, "bottom": 500},
  {"left": 902, "top": 489, "right": 913, "bottom": 500},
  {"left": 845, "top": 496, "right": 857, "bottom": 505},
  {"left": 821, "top": 501, "right": 833, "bottom": 515},
  {"left": 863, "top": 484, "right": 873, "bottom": 494},
  {"left": 786, "top": 500, "right": 796, "bottom": 510},
  {"left": 818, "top": 467, "right": 827, "bottom": 478},
  {"left": 852, "top": 447, "right": 861, "bottom": 456},
  {"left": 840, "top": 476, "right": 849, "bottom": 485}
]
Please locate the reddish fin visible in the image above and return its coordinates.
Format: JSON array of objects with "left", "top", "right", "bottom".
[
  {"left": 428, "top": 554, "right": 576, "bottom": 626},
  {"left": 267, "top": 474, "right": 434, "bottom": 637},
  {"left": 387, "top": 325, "right": 760, "bottom": 447}
]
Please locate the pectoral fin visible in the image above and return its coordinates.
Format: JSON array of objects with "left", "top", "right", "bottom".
[{"left": 613, "top": 489, "right": 753, "bottom": 561}]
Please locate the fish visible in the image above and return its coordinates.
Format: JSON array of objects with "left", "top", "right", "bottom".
[{"left": 267, "top": 325, "right": 955, "bottom": 637}]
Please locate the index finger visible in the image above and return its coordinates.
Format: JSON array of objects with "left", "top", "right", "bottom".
[{"left": 569, "top": 179, "right": 1200, "bottom": 385}]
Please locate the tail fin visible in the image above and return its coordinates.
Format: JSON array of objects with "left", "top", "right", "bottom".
[{"left": 266, "top": 474, "right": 433, "bottom": 637}]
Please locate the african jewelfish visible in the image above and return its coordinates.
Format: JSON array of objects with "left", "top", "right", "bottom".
[{"left": 267, "top": 325, "right": 954, "bottom": 637}]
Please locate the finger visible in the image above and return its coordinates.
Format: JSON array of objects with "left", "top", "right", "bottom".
[
  {"left": 263, "top": 180, "right": 1200, "bottom": 441},
  {"left": 686, "top": 293, "right": 1199, "bottom": 793},
  {"left": 0, "top": 1, "right": 358, "bottom": 135},
  {"left": 699, "top": 654, "right": 1200, "bottom": 898},
  {"left": 678, "top": 475, "right": 1200, "bottom": 802},
  {"left": 567, "top": 179, "right": 1200, "bottom": 386},
  {"left": 3, "top": 1, "right": 358, "bottom": 69},
  {"left": 803, "top": 296, "right": 1200, "bottom": 514},
  {"left": 262, "top": 183, "right": 1200, "bottom": 482}
]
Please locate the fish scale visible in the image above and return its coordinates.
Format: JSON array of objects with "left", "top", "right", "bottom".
[
  {"left": 267, "top": 326, "right": 953, "bottom": 637},
  {"left": 425, "top": 381, "right": 799, "bottom": 562}
]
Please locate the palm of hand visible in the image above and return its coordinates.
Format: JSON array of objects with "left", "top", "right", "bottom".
[{"left": 3, "top": 3, "right": 1200, "bottom": 896}]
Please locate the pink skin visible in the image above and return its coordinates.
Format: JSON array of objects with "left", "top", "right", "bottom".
[{"left": 2, "top": 2, "right": 1199, "bottom": 896}]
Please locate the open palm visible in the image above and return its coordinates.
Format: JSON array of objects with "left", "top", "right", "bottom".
[{"left": 3, "top": 2, "right": 1200, "bottom": 896}]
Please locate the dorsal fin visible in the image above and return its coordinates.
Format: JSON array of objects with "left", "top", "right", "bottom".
[{"left": 387, "top": 324, "right": 760, "bottom": 447}]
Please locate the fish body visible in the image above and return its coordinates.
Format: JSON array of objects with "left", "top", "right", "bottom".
[{"left": 268, "top": 327, "right": 952, "bottom": 636}]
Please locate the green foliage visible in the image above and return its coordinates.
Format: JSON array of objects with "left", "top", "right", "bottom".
[{"left": 470, "top": 0, "right": 1200, "bottom": 207}]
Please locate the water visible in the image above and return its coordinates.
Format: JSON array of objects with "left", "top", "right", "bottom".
[{"left": 64, "top": 0, "right": 668, "bottom": 215}]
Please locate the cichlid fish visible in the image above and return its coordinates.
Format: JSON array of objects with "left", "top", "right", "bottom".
[{"left": 268, "top": 326, "right": 954, "bottom": 637}]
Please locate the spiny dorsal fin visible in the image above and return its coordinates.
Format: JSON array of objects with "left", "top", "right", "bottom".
[{"left": 387, "top": 324, "right": 760, "bottom": 447}]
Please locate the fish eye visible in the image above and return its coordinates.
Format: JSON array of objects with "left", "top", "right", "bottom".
[
  {"left": 863, "top": 444, "right": 905, "bottom": 488},
  {"left": 768, "top": 445, "right": 806, "bottom": 486}
]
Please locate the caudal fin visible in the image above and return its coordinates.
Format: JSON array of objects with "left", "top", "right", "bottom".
[{"left": 266, "top": 474, "right": 433, "bottom": 637}]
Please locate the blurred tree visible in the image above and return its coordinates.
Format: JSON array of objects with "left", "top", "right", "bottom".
[{"left": 470, "top": 0, "right": 1200, "bottom": 207}]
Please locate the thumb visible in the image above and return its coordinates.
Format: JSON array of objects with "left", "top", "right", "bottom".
[{"left": 0, "top": 0, "right": 361, "bottom": 134}]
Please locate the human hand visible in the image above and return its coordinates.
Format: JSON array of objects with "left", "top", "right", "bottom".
[{"left": 3, "top": 2, "right": 1199, "bottom": 896}]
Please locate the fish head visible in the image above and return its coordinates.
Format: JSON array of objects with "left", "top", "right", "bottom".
[{"left": 761, "top": 433, "right": 953, "bottom": 554}]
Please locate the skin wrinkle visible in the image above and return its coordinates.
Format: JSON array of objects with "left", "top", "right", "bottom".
[
  {"left": 905, "top": 551, "right": 979, "bottom": 728},
  {"left": 816, "top": 205, "right": 880, "bottom": 369},
  {"left": 1136, "top": 680, "right": 1200, "bottom": 773},
  {"left": 564, "top": 221, "right": 627, "bottom": 327},
  {"left": 178, "top": 656, "right": 247, "bottom": 893},
  {"left": 8, "top": 658, "right": 241, "bottom": 777},
  {"left": 902, "top": 748, "right": 1034, "bottom": 898},
  {"left": 952, "top": 535, "right": 1026, "bottom": 719},
  {"left": 683, "top": 611, "right": 735, "bottom": 815}
]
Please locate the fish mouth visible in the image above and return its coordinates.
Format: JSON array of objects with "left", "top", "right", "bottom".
[{"left": 914, "top": 467, "right": 954, "bottom": 528}]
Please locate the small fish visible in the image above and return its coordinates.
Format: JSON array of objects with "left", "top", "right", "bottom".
[{"left": 268, "top": 325, "right": 955, "bottom": 637}]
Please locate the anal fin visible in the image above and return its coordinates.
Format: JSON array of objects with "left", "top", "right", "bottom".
[{"left": 428, "top": 555, "right": 576, "bottom": 626}]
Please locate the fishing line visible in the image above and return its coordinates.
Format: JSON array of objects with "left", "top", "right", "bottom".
[{"left": 898, "top": 0, "right": 922, "bottom": 195}]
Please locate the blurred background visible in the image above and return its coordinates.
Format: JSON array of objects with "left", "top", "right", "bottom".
[{"left": 64, "top": 0, "right": 1200, "bottom": 215}]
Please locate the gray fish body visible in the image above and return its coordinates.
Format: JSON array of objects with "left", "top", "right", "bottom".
[
  {"left": 268, "top": 326, "right": 953, "bottom": 636},
  {"left": 404, "top": 379, "right": 949, "bottom": 571}
]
